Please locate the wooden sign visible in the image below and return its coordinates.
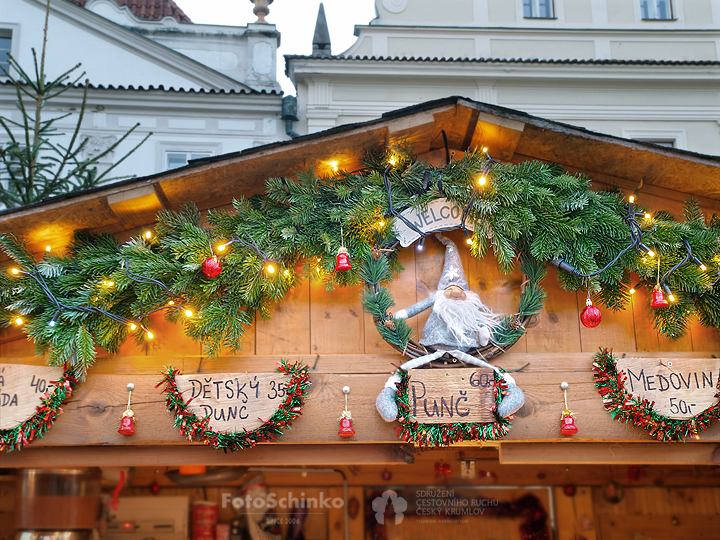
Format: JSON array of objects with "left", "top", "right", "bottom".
[
  {"left": 395, "top": 198, "right": 475, "bottom": 247},
  {"left": 174, "top": 372, "right": 291, "bottom": 432},
  {"left": 615, "top": 357, "right": 720, "bottom": 420},
  {"left": 0, "top": 364, "right": 64, "bottom": 430},
  {"left": 407, "top": 368, "right": 495, "bottom": 424}
]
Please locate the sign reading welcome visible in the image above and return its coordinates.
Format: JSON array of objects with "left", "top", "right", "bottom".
[
  {"left": 407, "top": 368, "right": 495, "bottom": 424},
  {"left": 0, "top": 364, "right": 64, "bottom": 430},
  {"left": 395, "top": 198, "right": 475, "bottom": 247},
  {"left": 615, "top": 357, "right": 720, "bottom": 420},
  {"left": 174, "top": 372, "right": 291, "bottom": 432}
]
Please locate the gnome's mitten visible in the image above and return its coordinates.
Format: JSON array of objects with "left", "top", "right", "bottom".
[{"left": 375, "top": 373, "right": 401, "bottom": 422}]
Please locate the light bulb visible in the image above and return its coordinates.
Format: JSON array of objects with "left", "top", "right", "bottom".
[
  {"left": 184, "top": 309, "right": 193, "bottom": 317},
  {"left": 629, "top": 288, "right": 636, "bottom": 295},
  {"left": 316, "top": 266, "right": 321, "bottom": 273},
  {"left": 644, "top": 213, "right": 651, "bottom": 219},
  {"left": 330, "top": 160, "right": 338, "bottom": 172},
  {"left": 466, "top": 237, "right": 473, "bottom": 245},
  {"left": 45, "top": 246, "right": 51, "bottom": 252},
  {"left": 669, "top": 293, "right": 676, "bottom": 302},
  {"left": 217, "top": 244, "right": 226, "bottom": 252},
  {"left": 378, "top": 220, "right": 385, "bottom": 227},
  {"left": 284, "top": 269, "right": 290, "bottom": 276},
  {"left": 144, "top": 231, "right": 152, "bottom": 239},
  {"left": 15, "top": 317, "right": 23, "bottom": 326},
  {"left": 482, "top": 147, "right": 488, "bottom": 153},
  {"left": 647, "top": 250, "right": 655, "bottom": 257},
  {"left": 266, "top": 263, "right": 276, "bottom": 275},
  {"left": 48, "top": 320, "right": 55, "bottom": 327},
  {"left": 700, "top": 264, "right": 707, "bottom": 271},
  {"left": 129, "top": 323, "right": 137, "bottom": 331},
  {"left": 10, "top": 268, "right": 19, "bottom": 275},
  {"left": 477, "top": 176, "right": 487, "bottom": 186},
  {"left": 628, "top": 195, "right": 635, "bottom": 203},
  {"left": 105, "top": 280, "right": 114, "bottom": 287},
  {"left": 146, "top": 331, "right": 154, "bottom": 339},
  {"left": 388, "top": 157, "right": 396, "bottom": 165},
  {"left": 168, "top": 300, "right": 175, "bottom": 305}
]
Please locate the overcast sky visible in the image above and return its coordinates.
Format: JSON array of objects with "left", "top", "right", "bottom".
[{"left": 177, "top": 0, "right": 377, "bottom": 94}]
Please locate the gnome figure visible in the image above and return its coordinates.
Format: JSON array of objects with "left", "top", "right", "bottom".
[{"left": 375, "top": 234, "right": 525, "bottom": 421}]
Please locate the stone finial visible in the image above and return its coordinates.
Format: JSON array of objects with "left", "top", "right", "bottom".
[
  {"left": 250, "top": 0, "right": 273, "bottom": 23},
  {"left": 312, "top": 3, "right": 331, "bottom": 57}
]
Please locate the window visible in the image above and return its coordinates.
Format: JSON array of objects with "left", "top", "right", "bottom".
[
  {"left": 622, "top": 129, "right": 686, "bottom": 150},
  {"left": 0, "top": 31, "right": 11, "bottom": 75},
  {"left": 164, "top": 150, "right": 213, "bottom": 171},
  {"left": 640, "top": 0, "right": 673, "bottom": 20},
  {"left": 523, "top": 0, "right": 554, "bottom": 19}
]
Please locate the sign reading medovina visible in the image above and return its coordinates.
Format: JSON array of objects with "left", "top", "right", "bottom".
[
  {"left": 0, "top": 364, "right": 64, "bottom": 429},
  {"left": 408, "top": 368, "right": 495, "bottom": 424},
  {"left": 615, "top": 357, "right": 720, "bottom": 420},
  {"left": 175, "top": 372, "right": 290, "bottom": 432}
]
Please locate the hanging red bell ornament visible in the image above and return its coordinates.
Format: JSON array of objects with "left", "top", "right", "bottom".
[
  {"left": 381, "top": 469, "right": 392, "bottom": 481},
  {"left": 150, "top": 480, "right": 161, "bottom": 495},
  {"left": 580, "top": 293, "right": 602, "bottom": 328},
  {"left": 338, "top": 386, "right": 355, "bottom": 438},
  {"left": 202, "top": 256, "right": 222, "bottom": 279},
  {"left": 560, "top": 382, "right": 578, "bottom": 436},
  {"left": 118, "top": 383, "right": 136, "bottom": 436},
  {"left": 335, "top": 247, "right": 352, "bottom": 272},
  {"left": 434, "top": 461, "right": 451, "bottom": 478},
  {"left": 651, "top": 284, "right": 669, "bottom": 308}
]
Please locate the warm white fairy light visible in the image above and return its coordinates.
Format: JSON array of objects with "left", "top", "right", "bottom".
[{"left": 15, "top": 317, "right": 23, "bottom": 326}]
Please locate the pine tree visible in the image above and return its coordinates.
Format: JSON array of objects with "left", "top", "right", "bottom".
[{"left": 0, "top": 0, "right": 150, "bottom": 209}]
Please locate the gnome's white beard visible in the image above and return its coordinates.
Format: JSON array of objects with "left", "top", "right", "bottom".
[{"left": 433, "top": 290, "right": 500, "bottom": 348}]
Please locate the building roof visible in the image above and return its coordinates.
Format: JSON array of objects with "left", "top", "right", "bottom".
[
  {"left": 285, "top": 54, "right": 720, "bottom": 67},
  {"left": 2, "top": 96, "right": 719, "bottom": 254},
  {"left": 68, "top": 0, "right": 192, "bottom": 23}
]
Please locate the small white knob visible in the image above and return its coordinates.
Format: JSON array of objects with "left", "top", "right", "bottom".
[
  {"left": 560, "top": 382, "right": 569, "bottom": 390},
  {"left": 127, "top": 383, "right": 135, "bottom": 392},
  {"left": 342, "top": 386, "right": 350, "bottom": 394}
]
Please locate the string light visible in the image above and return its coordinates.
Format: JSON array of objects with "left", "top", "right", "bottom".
[
  {"left": 417, "top": 237, "right": 425, "bottom": 251},
  {"left": 45, "top": 246, "right": 51, "bottom": 252},
  {"left": 647, "top": 250, "right": 655, "bottom": 257},
  {"left": 477, "top": 175, "right": 487, "bottom": 187},
  {"left": 15, "top": 317, "right": 23, "bottom": 326},
  {"left": 184, "top": 309, "right": 193, "bottom": 317},
  {"left": 283, "top": 269, "right": 290, "bottom": 277},
  {"left": 378, "top": 220, "right": 385, "bottom": 227},
  {"left": 144, "top": 231, "right": 152, "bottom": 239},
  {"left": 129, "top": 323, "right": 137, "bottom": 331},
  {"left": 482, "top": 147, "right": 488, "bottom": 153},
  {"left": 388, "top": 156, "right": 396, "bottom": 166},
  {"left": 146, "top": 331, "right": 154, "bottom": 339},
  {"left": 329, "top": 160, "right": 339, "bottom": 172},
  {"left": 48, "top": 310, "right": 60, "bottom": 327},
  {"left": 629, "top": 288, "right": 636, "bottom": 295},
  {"left": 265, "top": 262, "right": 277, "bottom": 275},
  {"left": 466, "top": 237, "right": 473, "bottom": 245},
  {"left": 217, "top": 243, "right": 226, "bottom": 252},
  {"left": 168, "top": 300, "right": 175, "bottom": 305},
  {"left": 644, "top": 213, "right": 651, "bottom": 219},
  {"left": 700, "top": 263, "right": 707, "bottom": 272},
  {"left": 628, "top": 195, "right": 635, "bottom": 203}
]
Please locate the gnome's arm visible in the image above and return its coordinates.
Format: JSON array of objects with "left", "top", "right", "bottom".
[{"left": 393, "top": 293, "right": 435, "bottom": 320}]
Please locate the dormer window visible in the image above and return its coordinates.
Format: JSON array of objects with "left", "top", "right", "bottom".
[
  {"left": 0, "top": 31, "right": 11, "bottom": 74},
  {"left": 523, "top": 0, "right": 554, "bottom": 19},
  {"left": 640, "top": 0, "right": 673, "bottom": 20}
]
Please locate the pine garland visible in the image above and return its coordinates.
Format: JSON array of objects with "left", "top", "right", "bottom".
[
  {"left": 392, "top": 368, "right": 512, "bottom": 447},
  {"left": 592, "top": 348, "right": 720, "bottom": 442},
  {"left": 0, "top": 368, "right": 78, "bottom": 452},
  {"left": 157, "top": 360, "right": 310, "bottom": 451},
  {"left": 1, "top": 148, "right": 718, "bottom": 374}
]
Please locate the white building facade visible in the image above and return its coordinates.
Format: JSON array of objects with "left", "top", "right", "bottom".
[
  {"left": 0, "top": 0, "right": 286, "bottom": 193},
  {"left": 287, "top": 0, "right": 720, "bottom": 155}
]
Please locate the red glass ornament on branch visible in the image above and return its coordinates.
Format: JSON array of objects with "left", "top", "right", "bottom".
[
  {"left": 580, "top": 294, "right": 602, "bottom": 328},
  {"left": 202, "top": 256, "right": 222, "bottom": 279},
  {"left": 651, "top": 285, "right": 669, "bottom": 308},
  {"left": 335, "top": 247, "right": 352, "bottom": 272}
]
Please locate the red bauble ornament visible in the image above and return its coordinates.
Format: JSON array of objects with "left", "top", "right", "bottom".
[
  {"left": 434, "top": 461, "right": 451, "bottom": 478},
  {"left": 563, "top": 484, "right": 577, "bottom": 497},
  {"left": 381, "top": 469, "right": 392, "bottom": 481},
  {"left": 560, "top": 410, "right": 578, "bottom": 436},
  {"left": 202, "top": 256, "right": 222, "bottom": 278},
  {"left": 338, "top": 414, "right": 355, "bottom": 437},
  {"left": 118, "top": 413, "right": 135, "bottom": 436},
  {"left": 651, "top": 285, "right": 669, "bottom": 308},
  {"left": 335, "top": 247, "right": 352, "bottom": 272},
  {"left": 580, "top": 297, "right": 602, "bottom": 328},
  {"left": 150, "top": 480, "right": 161, "bottom": 495}
]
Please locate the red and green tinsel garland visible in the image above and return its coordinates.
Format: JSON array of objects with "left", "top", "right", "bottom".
[
  {"left": 0, "top": 368, "right": 78, "bottom": 452},
  {"left": 592, "top": 348, "right": 720, "bottom": 442},
  {"left": 393, "top": 368, "right": 512, "bottom": 447},
  {"left": 157, "top": 360, "right": 310, "bottom": 451}
]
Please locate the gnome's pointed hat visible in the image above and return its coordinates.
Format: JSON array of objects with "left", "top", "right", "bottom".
[{"left": 435, "top": 234, "right": 469, "bottom": 291}]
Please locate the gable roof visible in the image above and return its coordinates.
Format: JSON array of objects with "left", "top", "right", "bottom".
[
  {"left": 68, "top": 0, "right": 192, "bottom": 23},
  {"left": 1, "top": 96, "right": 718, "bottom": 254}
]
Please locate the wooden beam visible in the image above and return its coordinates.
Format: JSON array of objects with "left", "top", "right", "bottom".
[
  {"left": 500, "top": 442, "right": 720, "bottom": 465},
  {"left": 0, "top": 444, "right": 409, "bottom": 468}
]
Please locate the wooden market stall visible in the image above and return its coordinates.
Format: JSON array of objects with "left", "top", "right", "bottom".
[{"left": 1, "top": 97, "right": 719, "bottom": 540}]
